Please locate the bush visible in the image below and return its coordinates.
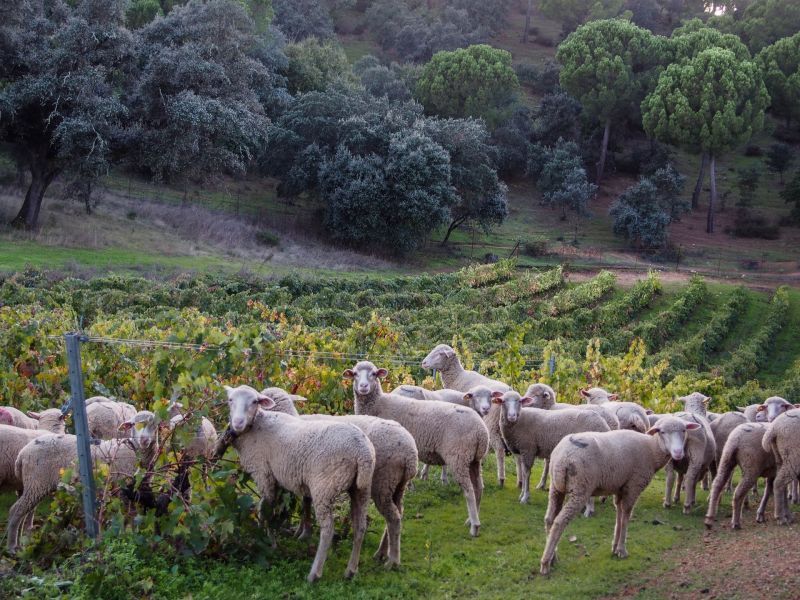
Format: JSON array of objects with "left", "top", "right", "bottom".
[
  {"left": 523, "top": 236, "right": 549, "bottom": 257},
  {"left": 729, "top": 210, "right": 780, "bottom": 239},
  {"left": 744, "top": 144, "right": 763, "bottom": 157},
  {"left": 255, "top": 230, "right": 280, "bottom": 247}
]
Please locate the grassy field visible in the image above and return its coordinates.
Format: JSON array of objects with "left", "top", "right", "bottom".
[{"left": 0, "top": 458, "right": 712, "bottom": 599}]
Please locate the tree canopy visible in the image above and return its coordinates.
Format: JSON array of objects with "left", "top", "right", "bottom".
[{"left": 757, "top": 32, "right": 800, "bottom": 127}]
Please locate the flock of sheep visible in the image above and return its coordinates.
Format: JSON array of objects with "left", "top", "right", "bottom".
[{"left": 1, "top": 343, "right": 799, "bottom": 584}]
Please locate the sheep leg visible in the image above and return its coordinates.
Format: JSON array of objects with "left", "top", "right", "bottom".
[
  {"left": 344, "top": 486, "right": 369, "bottom": 579},
  {"left": 791, "top": 479, "right": 799, "bottom": 505},
  {"left": 308, "top": 501, "right": 335, "bottom": 583},
  {"left": 469, "top": 459, "right": 483, "bottom": 514},
  {"left": 663, "top": 463, "right": 675, "bottom": 508},
  {"left": 682, "top": 464, "right": 705, "bottom": 514},
  {"left": 518, "top": 456, "right": 532, "bottom": 504},
  {"left": 516, "top": 455, "right": 523, "bottom": 489},
  {"left": 773, "top": 466, "right": 795, "bottom": 525},
  {"left": 494, "top": 440, "right": 506, "bottom": 488},
  {"left": 674, "top": 472, "right": 684, "bottom": 505},
  {"left": 612, "top": 494, "right": 636, "bottom": 559},
  {"left": 540, "top": 493, "right": 585, "bottom": 575},
  {"left": 536, "top": 458, "right": 549, "bottom": 490},
  {"left": 295, "top": 496, "right": 313, "bottom": 540},
  {"left": 756, "top": 477, "right": 774, "bottom": 524},
  {"left": 7, "top": 491, "right": 42, "bottom": 552},
  {"left": 731, "top": 474, "right": 758, "bottom": 529},
  {"left": 453, "top": 464, "right": 480, "bottom": 537},
  {"left": 701, "top": 471, "right": 710, "bottom": 492},
  {"left": 419, "top": 464, "right": 430, "bottom": 480},
  {"left": 705, "top": 455, "right": 737, "bottom": 528},
  {"left": 583, "top": 497, "right": 595, "bottom": 518}
]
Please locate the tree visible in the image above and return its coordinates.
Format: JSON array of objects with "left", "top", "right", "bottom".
[
  {"left": 415, "top": 44, "right": 520, "bottom": 128},
  {"left": 321, "top": 133, "right": 456, "bottom": 254},
  {"left": 781, "top": 170, "right": 800, "bottom": 223},
  {"left": 126, "top": 0, "right": 164, "bottom": 28},
  {"left": 532, "top": 91, "right": 582, "bottom": 147},
  {"left": 273, "top": 0, "right": 334, "bottom": 42},
  {"left": 669, "top": 21, "right": 752, "bottom": 209},
  {"left": 0, "top": 1, "right": 131, "bottom": 230},
  {"left": 735, "top": 166, "right": 761, "bottom": 208},
  {"left": 284, "top": 37, "right": 353, "bottom": 94},
  {"left": 642, "top": 48, "right": 769, "bottom": 233},
  {"left": 757, "top": 33, "right": 800, "bottom": 128},
  {"left": 737, "top": 0, "right": 800, "bottom": 52},
  {"left": 128, "top": 0, "right": 272, "bottom": 185},
  {"left": 610, "top": 166, "right": 687, "bottom": 248},
  {"left": 765, "top": 143, "right": 796, "bottom": 184},
  {"left": 556, "top": 19, "right": 664, "bottom": 184},
  {"left": 452, "top": 0, "right": 512, "bottom": 34},
  {"left": 528, "top": 139, "right": 595, "bottom": 219},
  {"left": 540, "top": 0, "right": 626, "bottom": 35},
  {"left": 420, "top": 118, "right": 508, "bottom": 244}
]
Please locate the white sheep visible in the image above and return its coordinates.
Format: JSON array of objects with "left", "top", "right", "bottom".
[
  {"left": 265, "top": 387, "right": 418, "bottom": 568},
  {"left": 525, "top": 383, "right": 619, "bottom": 491},
  {"left": 6, "top": 410, "right": 158, "bottom": 552},
  {"left": 737, "top": 403, "right": 768, "bottom": 422},
  {"left": 540, "top": 416, "right": 701, "bottom": 575},
  {"left": 756, "top": 396, "right": 797, "bottom": 423},
  {"left": 421, "top": 344, "right": 513, "bottom": 488},
  {"left": 662, "top": 410, "right": 715, "bottom": 513},
  {"left": 345, "top": 361, "right": 488, "bottom": 537},
  {"left": 493, "top": 391, "right": 610, "bottom": 509},
  {"left": 0, "top": 406, "right": 66, "bottom": 432},
  {"left": 579, "top": 387, "right": 650, "bottom": 433},
  {"left": 709, "top": 411, "right": 748, "bottom": 492},
  {"left": 761, "top": 407, "right": 800, "bottom": 525},
  {"left": 0, "top": 410, "right": 68, "bottom": 492},
  {"left": 222, "top": 385, "right": 375, "bottom": 583},
  {"left": 392, "top": 384, "right": 469, "bottom": 484},
  {"left": 85, "top": 396, "right": 137, "bottom": 439},
  {"left": 705, "top": 422, "right": 776, "bottom": 530}
]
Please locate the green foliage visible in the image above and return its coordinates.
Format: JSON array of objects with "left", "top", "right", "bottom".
[
  {"left": 528, "top": 139, "right": 596, "bottom": 218},
  {"left": 735, "top": 166, "right": 762, "bottom": 208},
  {"left": 722, "top": 286, "right": 790, "bottom": 385},
  {"left": 540, "top": 0, "right": 626, "bottom": 34},
  {"left": 736, "top": 0, "right": 800, "bottom": 52},
  {"left": 765, "top": 143, "right": 796, "bottom": 183},
  {"left": 671, "top": 19, "right": 752, "bottom": 63},
  {"left": 284, "top": 37, "right": 353, "bottom": 94},
  {"left": 415, "top": 45, "right": 520, "bottom": 128},
  {"left": 781, "top": 170, "right": 800, "bottom": 222},
  {"left": 273, "top": 0, "right": 333, "bottom": 41},
  {"left": 126, "top": 0, "right": 164, "bottom": 28},
  {"left": 757, "top": 32, "right": 800, "bottom": 127},
  {"left": 543, "top": 270, "right": 616, "bottom": 317}
]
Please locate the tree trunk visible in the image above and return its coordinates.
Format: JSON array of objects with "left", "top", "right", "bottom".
[
  {"left": 441, "top": 218, "right": 465, "bottom": 246},
  {"left": 706, "top": 154, "right": 716, "bottom": 234},
  {"left": 596, "top": 119, "right": 611, "bottom": 185},
  {"left": 11, "top": 164, "right": 58, "bottom": 230},
  {"left": 522, "top": 0, "right": 533, "bottom": 43},
  {"left": 692, "top": 153, "right": 706, "bottom": 210}
]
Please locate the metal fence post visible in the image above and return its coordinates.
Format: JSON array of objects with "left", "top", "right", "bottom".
[
  {"left": 548, "top": 355, "right": 556, "bottom": 375},
  {"left": 65, "top": 333, "right": 99, "bottom": 540}
]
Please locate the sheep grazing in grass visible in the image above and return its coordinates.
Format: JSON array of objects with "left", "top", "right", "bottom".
[
  {"left": 345, "top": 361, "right": 488, "bottom": 537},
  {"left": 221, "top": 385, "right": 375, "bottom": 583},
  {"left": 421, "top": 344, "right": 513, "bottom": 489},
  {"left": 0, "top": 406, "right": 66, "bottom": 432},
  {"left": 85, "top": 396, "right": 137, "bottom": 439},
  {"left": 266, "top": 387, "right": 418, "bottom": 568},
  {"left": 492, "top": 391, "right": 610, "bottom": 508},
  {"left": 540, "top": 416, "right": 701, "bottom": 575},
  {"left": 762, "top": 408, "right": 800, "bottom": 525},
  {"left": 6, "top": 410, "right": 159, "bottom": 552},
  {"left": 393, "top": 384, "right": 470, "bottom": 484},
  {"left": 525, "top": 383, "right": 619, "bottom": 491},
  {"left": 579, "top": 387, "right": 650, "bottom": 433},
  {"left": 705, "top": 422, "right": 776, "bottom": 530}
]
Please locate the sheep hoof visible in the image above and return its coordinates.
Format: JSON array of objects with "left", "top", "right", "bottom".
[
  {"left": 498, "top": 479, "right": 505, "bottom": 489},
  {"left": 613, "top": 548, "right": 628, "bottom": 559},
  {"left": 582, "top": 509, "right": 595, "bottom": 518},
  {"left": 535, "top": 482, "right": 546, "bottom": 491},
  {"left": 519, "top": 494, "right": 530, "bottom": 504},
  {"left": 682, "top": 505, "right": 692, "bottom": 515},
  {"left": 756, "top": 513, "right": 766, "bottom": 524},
  {"left": 703, "top": 517, "right": 714, "bottom": 529},
  {"left": 344, "top": 569, "right": 357, "bottom": 580},
  {"left": 384, "top": 561, "right": 399, "bottom": 571},
  {"left": 539, "top": 563, "right": 551, "bottom": 576},
  {"left": 470, "top": 523, "right": 480, "bottom": 537},
  {"left": 732, "top": 522, "right": 741, "bottom": 530},
  {"left": 307, "top": 572, "right": 320, "bottom": 584},
  {"left": 373, "top": 551, "right": 387, "bottom": 562}
]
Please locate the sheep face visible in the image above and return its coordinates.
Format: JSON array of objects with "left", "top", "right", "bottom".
[
  {"left": 343, "top": 361, "right": 387, "bottom": 397},
  {"left": 27, "top": 409, "right": 67, "bottom": 434},
  {"left": 525, "top": 383, "right": 555, "bottom": 408},
  {"left": 760, "top": 396, "right": 795, "bottom": 422},
  {"left": 421, "top": 344, "right": 456, "bottom": 371},
  {"left": 464, "top": 386, "right": 493, "bottom": 416},
  {"left": 225, "top": 385, "right": 276, "bottom": 434},
  {"left": 580, "top": 387, "right": 618, "bottom": 404},
  {"left": 647, "top": 417, "right": 701, "bottom": 461},
  {"left": 678, "top": 392, "right": 710, "bottom": 415},
  {"left": 0, "top": 408, "right": 12, "bottom": 426},
  {"left": 119, "top": 411, "right": 160, "bottom": 450},
  {"left": 492, "top": 391, "right": 533, "bottom": 423}
]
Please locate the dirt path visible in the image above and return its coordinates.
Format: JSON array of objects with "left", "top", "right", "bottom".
[{"left": 608, "top": 518, "right": 800, "bottom": 599}]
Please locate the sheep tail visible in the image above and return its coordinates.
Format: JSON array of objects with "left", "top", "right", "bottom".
[
  {"left": 761, "top": 426, "right": 776, "bottom": 454},
  {"left": 356, "top": 444, "right": 375, "bottom": 491},
  {"left": 714, "top": 439, "right": 738, "bottom": 493},
  {"left": 14, "top": 452, "right": 23, "bottom": 482}
]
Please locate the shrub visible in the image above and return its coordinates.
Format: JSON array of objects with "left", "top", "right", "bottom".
[
  {"left": 523, "top": 237, "right": 549, "bottom": 257},
  {"left": 255, "top": 230, "right": 280, "bottom": 247}
]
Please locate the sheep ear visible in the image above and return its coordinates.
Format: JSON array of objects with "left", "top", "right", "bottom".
[
  {"left": 491, "top": 391, "right": 504, "bottom": 399},
  {"left": 223, "top": 385, "right": 234, "bottom": 395},
  {"left": 442, "top": 346, "right": 455, "bottom": 359},
  {"left": 609, "top": 393, "right": 619, "bottom": 401},
  {"left": 794, "top": 404, "right": 800, "bottom": 409},
  {"left": 342, "top": 369, "right": 356, "bottom": 380},
  {"left": 645, "top": 409, "right": 654, "bottom": 415},
  {"left": 464, "top": 393, "right": 473, "bottom": 401},
  {"left": 119, "top": 421, "right": 134, "bottom": 432},
  {"left": 646, "top": 427, "right": 660, "bottom": 436},
  {"left": 290, "top": 395, "right": 307, "bottom": 404},
  {"left": 543, "top": 391, "right": 550, "bottom": 399},
  {"left": 704, "top": 396, "right": 711, "bottom": 405},
  {"left": 580, "top": 388, "right": 590, "bottom": 397},
  {"left": 26, "top": 411, "right": 41, "bottom": 420},
  {"left": 520, "top": 397, "right": 534, "bottom": 408},
  {"left": 59, "top": 413, "right": 66, "bottom": 421},
  {"left": 491, "top": 397, "right": 504, "bottom": 405},
  {"left": 685, "top": 422, "right": 701, "bottom": 431},
  {"left": 756, "top": 405, "right": 766, "bottom": 412},
  {"left": 735, "top": 406, "right": 746, "bottom": 412},
  {"left": 257, "top": 395, "right": 276, "bottom": 410},
  {"left": 376, "top": 368, "right": 388, "bottom": 378}
]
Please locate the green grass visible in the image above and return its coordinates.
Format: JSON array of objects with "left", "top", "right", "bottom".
[{"left": 0, "top": 458, "right": 707, "bottom": 599}]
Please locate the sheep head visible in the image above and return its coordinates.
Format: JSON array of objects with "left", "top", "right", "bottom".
[
  {"left": 225, "top": 385, "right": 275, "bottom": 434},
  {"left": 343, "top": 361, "right": 387, "bottom": 397},
  {"left": 421, "top": 344, "right": 457, "bottom": 371},
  {"left": 647, "top": 416, "right": 700, "bottom": 461}
]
